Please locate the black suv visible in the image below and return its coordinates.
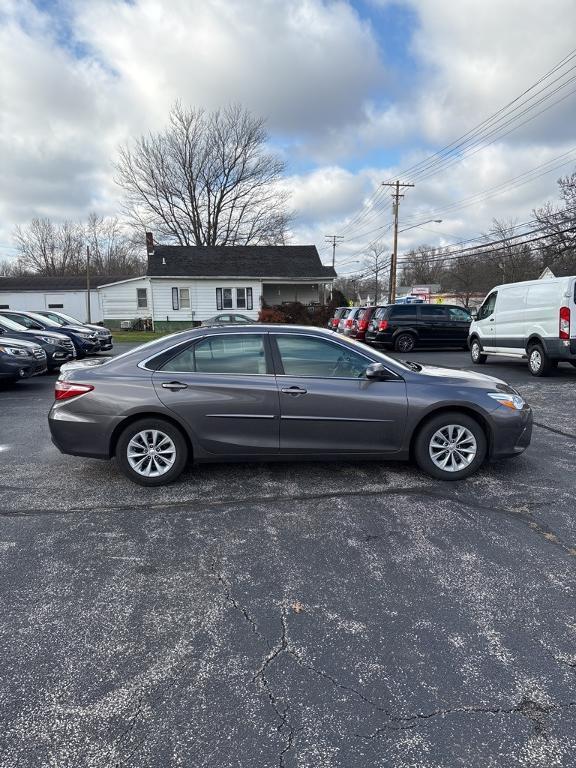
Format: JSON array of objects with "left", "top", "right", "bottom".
[{"left": 365, "top": 304, "right": 472, "bottom": 352}]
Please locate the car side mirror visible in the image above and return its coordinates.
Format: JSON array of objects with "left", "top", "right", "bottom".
[
  {"left": 365, "top": 362, "right": 392, "bottom": 380},
  {"left": 470, "top": 309, "right": 478, "bottom": 320}
]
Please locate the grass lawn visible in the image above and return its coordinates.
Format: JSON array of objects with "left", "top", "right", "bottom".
[{"left": 112, "top": 331, "right": 168, "bottom": 343}]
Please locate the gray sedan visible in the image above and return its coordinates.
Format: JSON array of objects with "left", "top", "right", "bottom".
[{"left": 48, "top": 325, "right": 532, "bottom": 485}]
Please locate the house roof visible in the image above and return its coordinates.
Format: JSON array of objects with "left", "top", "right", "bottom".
[
  {"left": 0, "top": 275, "right": 135, "bottom": 292},
  {"left": 146, "top": 245, "right": 337, "bottom": 279}
]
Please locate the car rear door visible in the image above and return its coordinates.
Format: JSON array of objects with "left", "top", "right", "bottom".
[
  {"left": 152, "top": 332, "right": 280, "bottom": 455},
  {"left": 270, "top": 332, "right": 407, "bottom": 454},
  {"left": 445, "top": 306, "right": 472, "bottom": 345}
]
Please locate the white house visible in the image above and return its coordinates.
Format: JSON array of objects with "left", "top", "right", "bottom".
[
  {"left": 0, "top": 275, "right": 122, "bottom": 323},
  {"left": 98, "top": 244, "right": 336, "bottom": 331}
]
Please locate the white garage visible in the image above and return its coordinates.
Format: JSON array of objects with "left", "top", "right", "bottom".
[{"left": 0, "top": 275, "right": 131, "bottom": 323}]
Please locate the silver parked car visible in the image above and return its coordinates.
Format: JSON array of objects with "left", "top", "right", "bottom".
[{"left": 49, "top": 325, "right": 532, "bottom": 486}]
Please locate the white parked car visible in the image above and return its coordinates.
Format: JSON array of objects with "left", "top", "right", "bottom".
[{"left": 468, "top": 275, "right": 576, "bottom": 376}]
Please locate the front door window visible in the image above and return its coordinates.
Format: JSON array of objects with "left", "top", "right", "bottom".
[{"left": 275, "top": 335, "right": 370, "bottom": 378}]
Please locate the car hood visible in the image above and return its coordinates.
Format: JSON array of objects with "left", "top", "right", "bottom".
[
  {"left": 85, "top": 323, "right": 111, "bottom": 333},
  {"left": 20, "top": 329, "right": 70, "bottom": 342},
  {"left": 414, "top": 364, "right": 507, "bottom": 388},
  {"left": 0, "top": 336, "right": 42, "bottom": 350}
]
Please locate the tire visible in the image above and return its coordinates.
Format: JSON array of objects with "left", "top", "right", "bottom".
[
  {"left": 414, "top": 411, "right": 487, "bottom": 481},
  {"left": 394, "top": 333, "right": 416, "bottom": 353},
  {"left": 527, "top": 343, "right": 552, "bottom": 377},
  {"left": 470, "top": 338, "right": 487, "bottom": 365},
  {"left": 115, "top": 418, "right": 189, "bottom": 486}
]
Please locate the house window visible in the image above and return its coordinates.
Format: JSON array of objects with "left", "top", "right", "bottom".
[
  {"left": 180, "top": 288, "right": 190, "bottom": 309},
  {"left": 137, "top": 288, "right": 148, "bottom": 308},
  {"left": 216, "top": 287, "right": 252, "bottom": 311}
]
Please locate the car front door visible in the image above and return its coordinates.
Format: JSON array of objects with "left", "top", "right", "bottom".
[
  {"left": 418, "top": 305, "right": 451, "bottom": 345},
  {"left": 152, "top": 332, "right": 280, "bottom": 455},
  {"left": 445, "top": 306, "right": 472, "bottom": 345},
  {"left": 476, "top": 291, "right": 498, "bottom": 350},
  {"left": 271, "top": 333, "right": 407, "bottom": 454}
]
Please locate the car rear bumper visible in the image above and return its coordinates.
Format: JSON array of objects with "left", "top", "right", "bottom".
[{"left": 49, "top": 406, "right": 114, "bottom": 458}]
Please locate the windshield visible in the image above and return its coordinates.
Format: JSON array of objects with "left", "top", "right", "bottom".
[
  {"left": 0, "top": 315, "right": 28, "bottom": 331},
  {"left": 51, "top": 311, "right": 83, "bottom": 325},
  {"left": 26, "top": 311, "right": 60, "bottom": 327}
]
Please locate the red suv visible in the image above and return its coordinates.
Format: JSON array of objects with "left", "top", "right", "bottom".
[
  {"left": 352, "top": 306, "right": 377, "bottom": 341},
  {"left": 327, "top": 307, "right": 348, "bottom": 331}
]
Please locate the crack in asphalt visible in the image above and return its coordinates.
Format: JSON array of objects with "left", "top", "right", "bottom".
[
  {"left": 252, "top": 609, "right": 298, "bottom": 767},
  {"left": 533, "top": 421, "right": 576, "bottom": 441},
  {"left": 210, "top": 558, "right": 271, "bottom": 649},
  {"left": 358, "top": 697, "right": 576, "bottom": 739}
]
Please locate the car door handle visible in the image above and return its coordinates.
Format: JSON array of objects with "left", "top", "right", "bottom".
[
  {"left": 489, "top": 318, "right": 494, "bottom": 322},
  {"left": 281, "top": 386, "right": 307, "bottom": 395},
  {"left": 161, "top": 381, "right": 188, "bottom": 391}
]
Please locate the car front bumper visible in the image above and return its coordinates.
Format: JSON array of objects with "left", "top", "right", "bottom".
[
  {"left": 0, "top": 357, "right": 47, "bottom": 380},
  {"left": 490, "top": 406, "right": 533, "bottom": 460}
]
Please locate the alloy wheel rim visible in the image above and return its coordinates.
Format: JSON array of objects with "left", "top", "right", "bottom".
[
  {"left": 429, "top": 424, "right": 477, "bottom": 473},
  {"left": 127, "top": 429, "right": 176, "bottom": 477},
  {"left": 398, "top": 336, "right": 414, "bottom": 352}
]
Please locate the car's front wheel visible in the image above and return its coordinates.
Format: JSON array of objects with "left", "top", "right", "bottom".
[
  {"left": 470, "top": 339, "right": 487, "bottom": 364},
  {"left": 116, "top": 418, "right": 188, "bottom": 486},
  {"left": 414, "top": 412, "right": 487, "bottom": 480}
]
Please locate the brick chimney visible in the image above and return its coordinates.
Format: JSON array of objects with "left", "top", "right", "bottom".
[{"left": 145, "top": 231, "right": 155, "bottom": 256}]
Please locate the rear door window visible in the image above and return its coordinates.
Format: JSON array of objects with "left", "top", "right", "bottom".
[
  {"left": 161, "top": 334, "right": 267, "bottom": 375},
  {"left": 388, "top": 305, "right": 418, "bottom": 320},
  {"left": 420, "top": 306, "right": 449, "bottom": 320}
]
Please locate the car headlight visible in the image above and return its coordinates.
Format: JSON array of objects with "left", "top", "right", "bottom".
[
  {"left": 0, "top": 345, "right": 29, "bottom": 357},
  {"left": 487, "top": 392, "right": 526, "bottom": 410},
  {"left": 38, "top": 335, "right": 57, "bottom": 344}
]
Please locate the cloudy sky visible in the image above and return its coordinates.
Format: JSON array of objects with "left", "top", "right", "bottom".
[{"left": 1, "top": 0, "right": 576, "bottom": 274}]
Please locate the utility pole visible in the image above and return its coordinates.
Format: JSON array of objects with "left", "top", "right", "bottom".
[
  {"left": 383, "top": 180, "right": 414, "bottom": 304},
  {"left": 85, "top": 245, "right": 91, "bottom": 323},
  {"left": 325, "top": 235, "right": 344, "bottom": 269}
]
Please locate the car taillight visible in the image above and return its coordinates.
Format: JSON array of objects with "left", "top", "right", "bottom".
[
  {"left": 331, "top": 318, "right": 338, "bottom": 327},
  {"left": 559, "top": 306, "right": 570, "bottom": 340},
  {"left": 359, "top": 320, "right": 368, "bottom": 331},
  {"left": 345, "top": 318, "right": 353, "bottom": 328},
  {"left": 55, "top": 381, "right": 94, "bottom": 400},
  {"left": 379, "top": 320, "right": 389, "bottom": 331}
]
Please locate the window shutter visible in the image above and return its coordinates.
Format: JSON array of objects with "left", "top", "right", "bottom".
[
  {"left": 247, "top": 287, "right": 253, "bottom": 310},
  {"left": 172, "top": 287, "right": 179, "bottom": 311},
  {"left": 216, "top": 287, "right": 223, "bottom": 310}
]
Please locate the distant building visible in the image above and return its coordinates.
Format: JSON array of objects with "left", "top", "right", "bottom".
[
  {"left": 0, "top": 275, "right": 127, "bottom": 323},
  {"left": 98, "top": 242, "right": 336, "bottom": 330}
]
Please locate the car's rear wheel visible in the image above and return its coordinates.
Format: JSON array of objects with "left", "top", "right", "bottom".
[
  {"left": 470, "top": 339, "right": 487, "bottom": 364},
  {"left": 116, "top": 418, "right": 188, "bottom": 486},
  {"left": 394, "top": 333, "right": 416, "bottom": 353},
  {"left": 527, "top": 343, "right": 552, "bottom": 377},
  {"left": 414, "top": 412, "right": 487, "bottom": 481}
]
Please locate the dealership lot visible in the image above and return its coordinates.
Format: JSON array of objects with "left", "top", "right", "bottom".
[{"left": 1, "top": 347, "right": 575, "bottom": 767}]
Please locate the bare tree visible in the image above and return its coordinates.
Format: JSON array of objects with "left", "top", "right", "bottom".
[
  {"left": 85, "top": 213, "right": 145, "bottom": 275},
  {"left": 0, "top": 258, "right": 28, "bottom": 276},
  {"left": 534, "top": 171, "right": 576, "bottom": 275},
  {"left": 115, "top": 103, "right": 291, "bottom": 246},
  {"left": 361, "top": 241, "right": 389, "bottom": 304},
  {"left": 12, "top": 214, "right": 143, "bottom": 276},
  {"left": 399, "top": 245, "right": 446, "bottom": 286},
  {"left": 14, "top": 218, "right": 84, "bottom": 275},
  {"left": 482, "top": 218, "right": 538, "bottom": 284}
]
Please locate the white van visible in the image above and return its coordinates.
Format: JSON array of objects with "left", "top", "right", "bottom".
[{"left": 468, "top": 276, "right": 576, "bottom": 376}]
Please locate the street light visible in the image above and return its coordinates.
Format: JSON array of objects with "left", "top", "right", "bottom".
[{"left": 399, "top": 219, "right": 442, "bottom": 234}]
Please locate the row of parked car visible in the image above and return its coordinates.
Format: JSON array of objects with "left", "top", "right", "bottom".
[
  {"left": 328, "top": 303, "right": 472, "bottom": 352},
  {"left": 0, "top": 309, "right": 113, "bottom": 385}
]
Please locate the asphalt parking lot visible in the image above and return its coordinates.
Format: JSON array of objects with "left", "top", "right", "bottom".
[{"left": 0, "top": 345, "right": 575, "bottom": 768}]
